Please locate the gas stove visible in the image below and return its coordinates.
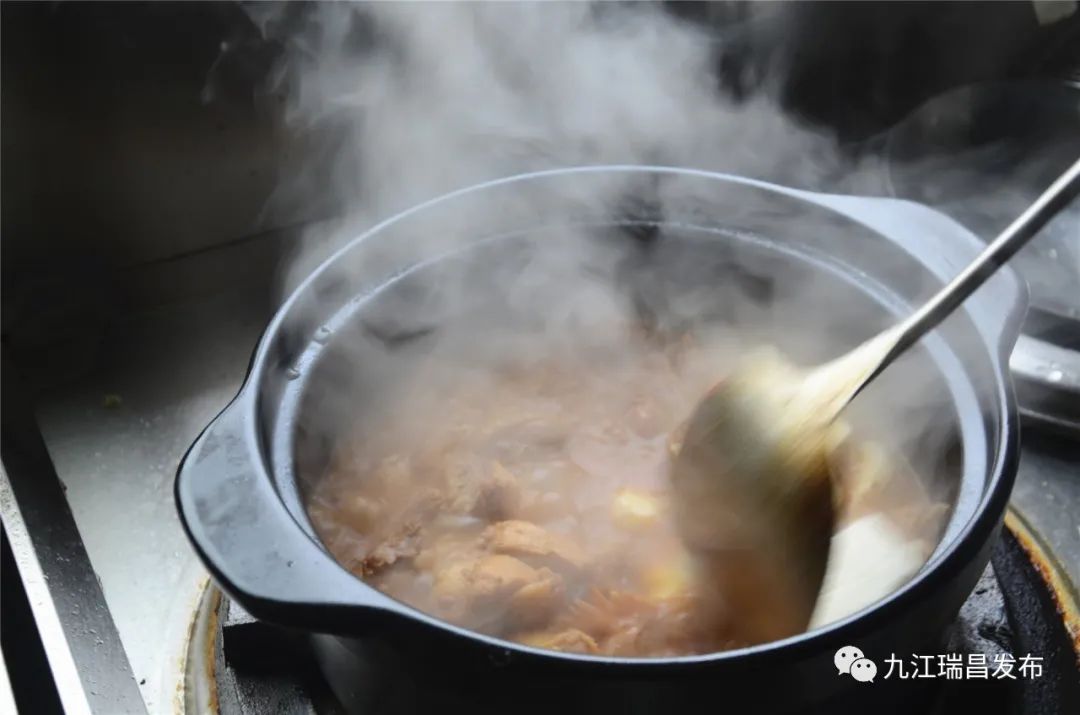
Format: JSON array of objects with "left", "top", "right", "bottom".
[
  {"left": 186, "top": 514, "right": 1078, "bottom": 715},
  {"left": 2, "top": 219, "right": 1078, "bottom": 715}
]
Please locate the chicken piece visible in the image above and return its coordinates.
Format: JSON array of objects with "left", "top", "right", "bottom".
[
  {"left": 414, "top": 531, "right": 483, "bottom": 571},
  {"left": 630, "top": 596, "right": 711, "bottom": 656},
  {"left": 518, "top": 628, "right": 599, "bottom": 655},
  {"left": 433, "top": 554, "right": 564, "bottom": 631},
  {"left": 360, "top": 522, "right": 422, "bottom": 577},
  {"left": 562, "top": 587, "right": 718, "bottom": 658},
  {"left": 562, "top": 589, "right": 651, "bottom": 639},
  {"left": 359, "top": 488, "right": 443, "bottom": 577},
  {"left": 435, "top": 554, "right": 538, "bottom": 603},
  {"left": 434, "top": 554, "right": 561, "bottom": 606},
  {"left": 579, "top": 590, "right": 715, "bottom": 658},
  {"left": 447, "top": 460, "right": 522, "bottom": 520},
  {"left": 483, "top": 520, "right": 588, "bottom": 571},
  {"left": 507, "top": 570, "right": 565, "bottom": 628},
  {"left": 610, "top": 488, "right": 663, "bottom": 532}
]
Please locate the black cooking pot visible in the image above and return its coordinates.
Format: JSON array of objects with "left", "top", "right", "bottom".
[{"left": 176, "top": 167, "right": 1026, "bottom": 714}]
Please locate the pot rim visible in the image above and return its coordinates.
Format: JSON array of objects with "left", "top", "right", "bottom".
[{"left": 181, "top": 164, "right": 1025, "bottom": 667}]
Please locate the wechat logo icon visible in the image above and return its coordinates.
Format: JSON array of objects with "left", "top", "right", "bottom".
[{"left": 835, "top": 645, "right": 877, "bottom": 683}]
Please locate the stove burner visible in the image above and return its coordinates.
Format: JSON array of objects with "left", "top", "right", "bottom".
[{"left": 183, "top": 515, "right": 1080, "bottom": 715}]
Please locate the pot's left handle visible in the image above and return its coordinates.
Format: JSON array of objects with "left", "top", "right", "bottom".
[{"left": 175, "top": 393, "right": 402, "bottom": 630}]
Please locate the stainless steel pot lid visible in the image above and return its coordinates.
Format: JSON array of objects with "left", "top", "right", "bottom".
[{"left": 882, "top": 79, "right": 1080, "bottom": 433}]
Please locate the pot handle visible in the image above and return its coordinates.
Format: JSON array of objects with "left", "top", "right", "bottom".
[
  {"left": 807, "top": 192, "right": 1029, "bottom": 361},
  {"left": 175, "top": 392, "right": 403, "bottom": 631}
]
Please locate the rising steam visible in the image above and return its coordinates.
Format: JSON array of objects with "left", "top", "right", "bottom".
[
  {"left": 245, "top": 2, "right": 986, "bottom": 636},
  {"left": 241, "top": 2, "right": 862, "bottom": 291}
]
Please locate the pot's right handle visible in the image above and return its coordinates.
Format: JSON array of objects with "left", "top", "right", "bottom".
[
  {"left": 175, "top": 391, "right": 403, "bottom": 631},
  {"left": 807, "top": 192, "right": 1030, "bottom": 363}
]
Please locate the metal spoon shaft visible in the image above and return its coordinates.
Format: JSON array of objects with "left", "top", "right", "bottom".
[{"left": 852, "top": 156, "right": 1080, "bottom": 403}]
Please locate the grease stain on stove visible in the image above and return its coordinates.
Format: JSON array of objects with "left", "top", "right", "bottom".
[
  {"left": 177, "top": 576, "right": 219, "bottom": 715},
  {"left": 1005, "top": 511, "right": 1080, "bottom": 664},
  {"left": 204, "top": 592, "right": 222, "bottom": 715}
]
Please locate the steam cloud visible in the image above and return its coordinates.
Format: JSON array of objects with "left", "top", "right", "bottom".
[
  {"left": 244, "top": 2, "right": 987, "bottom": 635},
  {"left": 243, "top": 2, "right": 867, "bottom": 291}
]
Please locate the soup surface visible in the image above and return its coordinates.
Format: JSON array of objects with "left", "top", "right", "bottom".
[{"left": 307, "top": 331, "right": 945, "bottom": 657}]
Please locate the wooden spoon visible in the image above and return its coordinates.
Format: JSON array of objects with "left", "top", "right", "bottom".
[{"left": 670, "top": 157, "right": 1080, "bottom": 644}]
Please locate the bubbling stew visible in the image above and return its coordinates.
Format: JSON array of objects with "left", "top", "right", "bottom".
[{"left": 306, "top": 331, "right": 946, "bottom": 657}]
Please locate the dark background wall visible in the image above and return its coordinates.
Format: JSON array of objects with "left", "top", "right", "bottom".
[{"left": 2, "top": 1, "right": 1077, "bottom": 378}]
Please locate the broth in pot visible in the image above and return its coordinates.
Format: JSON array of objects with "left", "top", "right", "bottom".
[{"left": 306, "top": 329, "right": 946, "bottom": 657}]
